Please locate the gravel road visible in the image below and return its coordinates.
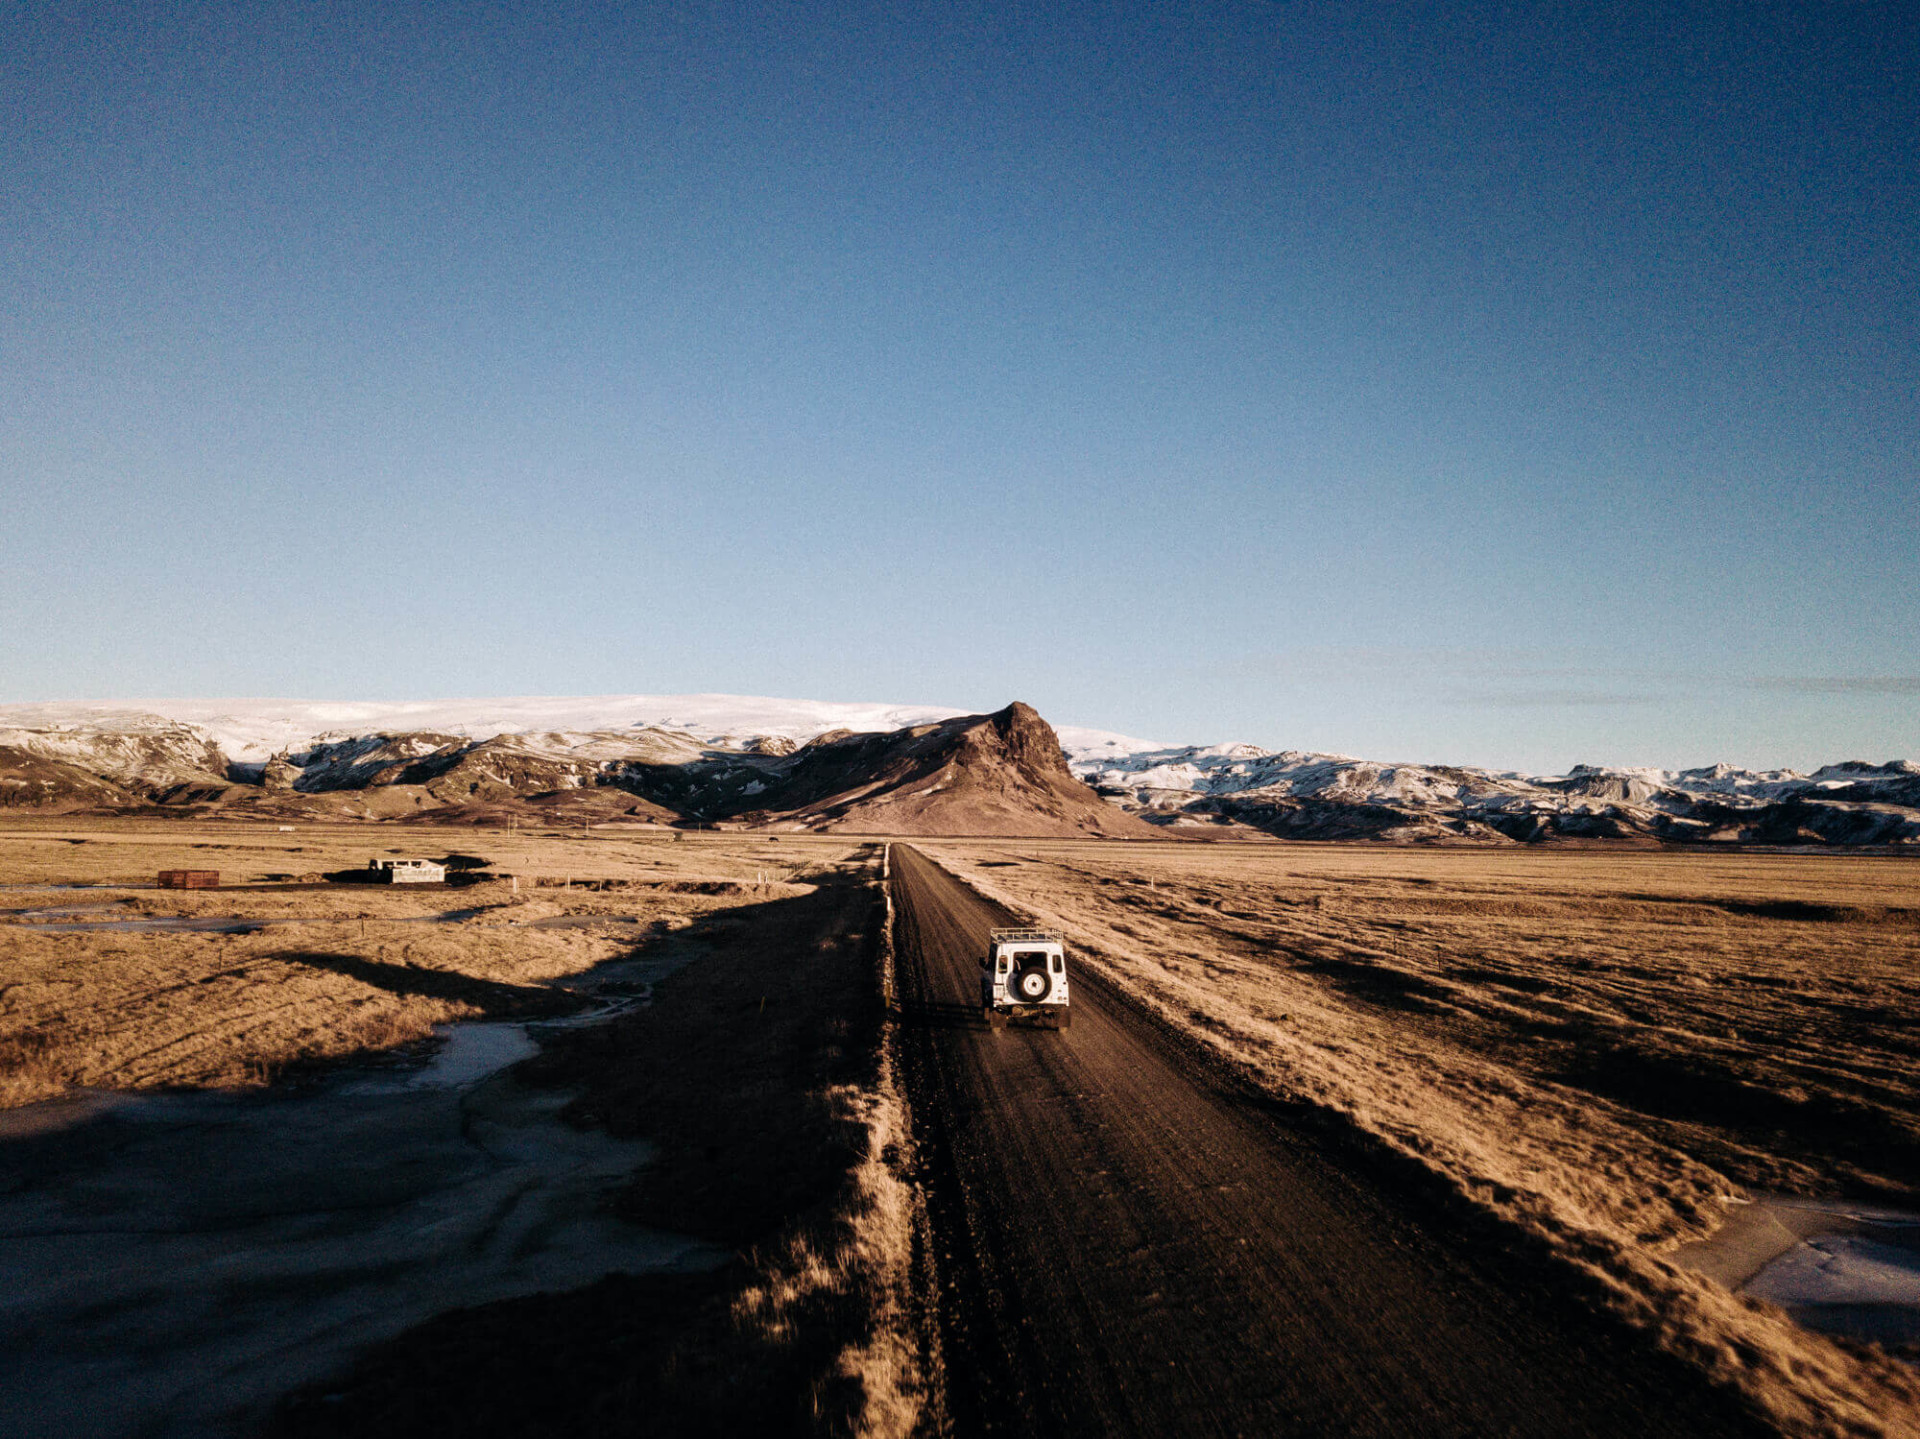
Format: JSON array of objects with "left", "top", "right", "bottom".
[{"left": 890, "top": 844, "right": 1767, "bottom": 1438}]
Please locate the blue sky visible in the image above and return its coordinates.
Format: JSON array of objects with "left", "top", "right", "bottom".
[{"left": 3, "top": 0, "right": 1914, "bottom": 770}]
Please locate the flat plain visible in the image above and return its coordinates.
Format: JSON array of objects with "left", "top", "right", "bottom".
[
  {"left": 928, "top": 838, "right": 1920, "bottom": 1433},
  {"left": 5, "top": 823, "right": 1920, "bottom": 1434},
  {"left": 0, "top": 820, "right": 914, "bottom": 1437},
  {"left": 0, "top": 820, "right": 853, "bottom": 1105},
  {"left": 932, "top": 841, "right": 1920, "bottom": 1215}
]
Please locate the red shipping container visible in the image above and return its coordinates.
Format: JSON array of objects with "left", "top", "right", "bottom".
[{"left": 157, "top": 870, "right": 220, "bottom": 889}]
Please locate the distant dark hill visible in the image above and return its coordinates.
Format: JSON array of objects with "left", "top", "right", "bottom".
[
  {"left": 724, "top": 702, "right": 1159, "bottom": 837},
  {"left": 0, "top": 747, "right": 137, "bottom": 810}
]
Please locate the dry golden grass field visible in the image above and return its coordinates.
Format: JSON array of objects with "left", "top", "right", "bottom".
[
  {"left": 927, "top": 839, "right": 1920, "bottom": 1433},
  {"left": 932, "top": 842, "right": 1920, "bottom": 1221},
  {"left": 0, "top": 819, "right": 921, "bottom": 1436},
  {"left": 0, "top": 819, "right": 853, "bottom": 1107},
  {"left": 8, "top": 823, "right": 1920, "bottom": 1433}
]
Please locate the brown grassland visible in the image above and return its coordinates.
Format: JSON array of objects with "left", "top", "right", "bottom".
[
  {"left": 0, "top": 820, "right": 840, "bottom": 1106},
  {"left": 0, "top": 819, "right": 921, "bottom": 1436},
  {"left": 8, "top": 820, "right": 1920, "bottom": 1434},
  {"left": 928, "top": 839, "right": 1920, "bottom": 1435}
]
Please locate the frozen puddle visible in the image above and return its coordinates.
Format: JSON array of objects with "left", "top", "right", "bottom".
[
  {"left": 0, "top": 884, "right": 155, "bottom": 893},
  {"left": 12, "top": 915, "right": 267, "bottom": 933},
  {"left": 1743, "top": 1203, "right": 1920, "bottom": 1350},
  {"left": 0, "top": 954, "right": 721, "bottom": 1438},
  {"left": 5, "top": 902, "right": 266, "bottom": 933},
  {"left": 1677, "top": 1197, "right": 1920, "bottom": 1354},
  {"left": 340, "top": 1022, "right": 541, "bottom": 1095}
]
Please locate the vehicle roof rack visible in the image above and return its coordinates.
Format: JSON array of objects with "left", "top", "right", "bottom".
[{"left": 989, "top": 927, "right": 1063, "bottom": 944}]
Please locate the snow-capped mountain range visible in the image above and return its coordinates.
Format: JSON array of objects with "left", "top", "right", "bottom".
[
  {"left": 0, "top": 696, "right": 975, "bottom": 768},
  {"left": 1073, "top": 741, "right": 1920, "bottom": 844},
  {"left": 1, "top": 694, "right": 1915, "bottom": 844}
]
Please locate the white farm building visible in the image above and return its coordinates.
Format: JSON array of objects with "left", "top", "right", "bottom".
[{"left": 368, "top": 858, "right": 446, "bottom": 884}]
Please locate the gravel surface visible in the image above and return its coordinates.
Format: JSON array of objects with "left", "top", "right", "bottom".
[{"left": 891, "top": 844, "right": 1767, "bottom": 1437}]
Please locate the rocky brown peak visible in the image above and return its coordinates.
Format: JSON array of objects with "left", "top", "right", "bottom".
[{"left": 985, "top": 701, "right": 1069, "bottom": 772}]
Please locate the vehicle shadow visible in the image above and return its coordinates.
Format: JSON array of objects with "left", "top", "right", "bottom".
[{"left": 896, "top": 998, "right": 992, "bottom": 1031}]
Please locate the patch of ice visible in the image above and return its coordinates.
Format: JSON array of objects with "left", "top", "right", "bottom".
[
  {"left": 0, "top": 1029, "right": 725, "bottom": 1439},
  {"left": 9, "top": 915, "right": 266, "bottom": 934},
  {"left": 0, "top": 884, "right": 155, "bottom": 892},
  {"left": 343, "top": 1023, "right": 539, "bottom": 1095},
  {"left": 1746, "top": 1237, "right": 1920, "bottom": 1309}
]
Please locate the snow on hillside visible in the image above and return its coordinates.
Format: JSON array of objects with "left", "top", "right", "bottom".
[
  {"left": 4, "top": 696, "right": 1908, "bottom": 815},
  {"left": 1071, "top": 739, "right": 1816, "bottom": 808},
  {"left": 1051, "top": 725, "right": 1176, "bottom": 767},
  {"left": 0, "top": 695, "right": 977, "bottom": 765},
  {"left": 1077, "top": 742, "right": 1920, "bottom": 818}
]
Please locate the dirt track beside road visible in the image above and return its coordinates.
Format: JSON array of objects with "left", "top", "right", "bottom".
[{"left": 890, "top": 844, "right": 1767, "bottom": 1437}]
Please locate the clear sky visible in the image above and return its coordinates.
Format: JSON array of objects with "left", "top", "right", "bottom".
[{"left": 3, "top": 0, "right": 1914, "bottom": 771}]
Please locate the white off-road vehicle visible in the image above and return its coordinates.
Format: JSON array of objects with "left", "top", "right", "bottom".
[{"left": 979, "top": 928, "right": 1072, "bottom": 1030}]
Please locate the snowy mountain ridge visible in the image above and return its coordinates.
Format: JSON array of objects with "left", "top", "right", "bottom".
[
  {"left": 1, "top": 694, "right": 1914, "bottom": 844},
  {"left": 1069, "top": 744, "right": 1869, "bottom": 805},
  {"left": 1075, "top": 742, "right": 1920, "bottom": 844},
  {"left": 0, "top": 695, "right": 975, "bottom": 766}
]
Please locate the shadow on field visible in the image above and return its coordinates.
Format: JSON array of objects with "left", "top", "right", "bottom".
[
  {"left": 268, "top": 951, "right": 591, "bottom": 1019},
  {"left": 1302, "top": 954, "right": 1457, "bottom": 1011},
  {"left": 1557, "top": 1040, "right": 1920, "bottom": 1192},
  {"left": 268, "top": 853, "right": 894, "bottom": 1439},
  {"left": 897, "top": 996, "right": 992, "bottom": 1030}
]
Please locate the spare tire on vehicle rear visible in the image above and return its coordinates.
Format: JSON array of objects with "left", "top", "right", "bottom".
[{"left": 1012, "top": 962, "right": 1053, "bottom": 1004}]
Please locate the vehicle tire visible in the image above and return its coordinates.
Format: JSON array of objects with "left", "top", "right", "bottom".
[
  {"left": 1011, "top": 963, "right": 1053, "bottom": 1004},
  {"left": 1054, "top": 1009, "right": 1072, "bottom": 1031}
]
